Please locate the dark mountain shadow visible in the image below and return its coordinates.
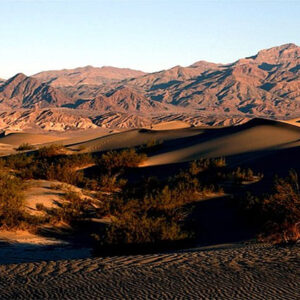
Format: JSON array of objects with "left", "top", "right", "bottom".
[
  {"left": 260, "top": 82, "right": 276, "bottom": 91},
  {"left": 62, "top": 99, "right": 90, "bottom": 108},
  {"left": 258, "top": 63, "right": 280, "bottom": 71},
  {"left": 150, "top": 80, "right": 182, "bottom": 91}
]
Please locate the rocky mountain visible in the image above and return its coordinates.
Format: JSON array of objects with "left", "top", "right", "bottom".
[
  {"left": 33, "top": 66, "right": 146, "bottom": 87},
  {"left": 0, "top": 43, "right": 299, "bottom": 130},
  {"left": 0, "top": 73, "right": 71, "bottom": 109},
  {"left": 119, "top": 43, "right": 300, "bottom": 118},
  {"left": 73, "top": 87, "right": 171, "bottom": 113}
]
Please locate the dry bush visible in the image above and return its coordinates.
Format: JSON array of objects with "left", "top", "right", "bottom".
[
  {"left": 41, "top": 190, "right": 93, "bottom": 224},
  {"left": 37, "top": 144, "right": 66, "bottom": 158},
  {"left": 0, "top": 171, "right": 26, "bottom": 228},
  {"left": 98, "top": 149, "right": 147, "bottom": 172},
  {"left": 16, "top": 143, "right": 35, "bottom": 151},
  {"left": 106, "top": 213, "right": 188, "bottom": 245},
  {"left": 189, "top": 158, "right": 226, "bottom": 176},
  {"left": 242, "top": 170, "right": 300, "bottom": 244}
]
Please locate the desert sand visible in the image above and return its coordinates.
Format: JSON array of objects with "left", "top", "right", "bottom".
[
  {"left": 142, "top": 119, "right": 300, "bottom": 166},
  {"left": 145, "top": 120, "right": 191, "bottom": 130},
  {"left": 0, "top": 243, "right": 298, "bottom": 299},
  {"left": 0, "top": 118, "right": 299, "bottom": 299}
]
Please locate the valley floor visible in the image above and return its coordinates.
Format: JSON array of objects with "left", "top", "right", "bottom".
[{"left": 0, "top": 243, "right": 299, "bottom": 299}]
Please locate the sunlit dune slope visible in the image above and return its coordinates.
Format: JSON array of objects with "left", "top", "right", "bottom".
[
  {"left": 0, "top": 132, "right": 66, "bottom": 146},
  {"left": 67, "top": 127, "right": 204, "bottom": 151},
  {"left": 142, "top": 118, "right": 300, "bottom": 166},
  {"left": 281, "top": 117, "right": 300, "bottom": 127},
  {"left": 146, "top": 121, "right": 191, "bottom": 131}
]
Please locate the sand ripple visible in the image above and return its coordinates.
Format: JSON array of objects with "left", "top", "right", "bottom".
[{"left": 0, "top": 243, "right": 299, "bottom": 299}]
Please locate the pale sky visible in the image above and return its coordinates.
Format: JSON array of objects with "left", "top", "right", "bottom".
[{"left": 0, "top": 0, "right": 299, "bottom": 79}]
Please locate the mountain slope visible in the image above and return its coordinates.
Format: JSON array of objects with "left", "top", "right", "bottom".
[
  {"left": 33, "top": 66, "right": 146, "bottom": 87},
  {"left": 0, "top": 73, "right": 71, "bottom": 109},
  {"left": 119, "top": 43, "right": 300, "bottom": 118},
  {"left": 0, "top": 43, "right": 299, "bottom": 131}
]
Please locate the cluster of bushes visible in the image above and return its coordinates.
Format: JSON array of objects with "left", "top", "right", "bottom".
[
  {"left": 188, "top": 158, "right": 261, "bottom": 187},
  {"left": 97, "top": 182, "right": 192, "bottom": 247},
  {"left": 2, "top": 145, "right": 94, "bottom": 186},
  {"left": 97, "top": 148, "right": 146, "bottom": 172},
  {"left": 242, "top": 170, "right": 300, "bottom": 244},
  {"left": 5, "top": 142, "right": 295, "bottom": 249},
  {"left": 1, "top": 145, "right": 147, "bottom": 192},
  {"left": 95, "top": 159, "right": 228, "bottom": 248},
  {"left": 0, "top": 170, "right": 26, "bottom": 228}
]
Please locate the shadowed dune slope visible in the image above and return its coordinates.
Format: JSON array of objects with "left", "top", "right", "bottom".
[{"left": 142, "top": 119, "right": 300, "bottom": 166}]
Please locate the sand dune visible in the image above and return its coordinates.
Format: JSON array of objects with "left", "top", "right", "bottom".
[
  {"left": 0, "top": 243, "right": 298, "bottom": 299},
  {"left": 0, "top": 118, "right": 299, "bottom": 299},
  {"left": 0, "top": 128, "right": 118, "bottom": 154},
  {"left": 0, "top": 132, "right": 66, "bottom": 146},
  {"left": 146, "top": 120, "right": 191, "bottom": 130},
  {"left": 143, "top": 119, "right": 300, "bottom": 166},
  {"left": 68, "top": 127, "right": 204, "bottom": 152},
  {"left": 282, "top": 117, "right": 300, "bottom": 127}
]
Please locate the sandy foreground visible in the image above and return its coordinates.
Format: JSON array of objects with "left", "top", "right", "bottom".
[
  {"left": 0, "top": 119, "right": 299, "bottom": 298},
  {"left": 0, "top": 243, "right": 298, "bottom": 299}
]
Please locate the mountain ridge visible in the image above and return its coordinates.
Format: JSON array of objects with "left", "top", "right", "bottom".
[{"left": 0, "top": 43, "right": 299, "bottom": 130}]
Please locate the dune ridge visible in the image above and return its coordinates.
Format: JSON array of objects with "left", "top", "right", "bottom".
[{"left": 143, "top": 119, "right": 300, "bottom": 166}]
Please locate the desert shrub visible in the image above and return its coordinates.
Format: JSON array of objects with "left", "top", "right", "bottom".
[
  {"left": 106, "top": 213, "right": 188, "bottom": 245},
  {"left": 242, "top": 170, "right": 300, "bottom": 244},
  {"left": 230, "top": 167, "right": 258, "bottom": 183},
  {"left": 3, "top": 153, "right": 37, "bottom": 179},
  {"left": 189, "top": 158, "right": 226, "bottom": 176},
  {"left": 5, "top": 153, "right": 33, "bottom": 170},
  {"left": 44, "top": 162, "right": 85, "bottom": 186},
  {"left": 98, "top": 149, "right": 147, "bottom": 172},
  {"left": 97, "top": 170, "right": 207, "bottom": 246},
  {"left": 97, "top": 174, "right": 127, "bottom": 192},
  {"left": 36, "top": 190, "right": 93, "bottom": 225},
  {"left": 54, "top": 191, "right": 92, "bottom": 224},
  {"left": 16, "top": 143, "right": 35, "bottom": 151},
  {"left": 35, "top": 203, "right": 45, "bottom": 211},
  {"left": 5, "top": 151, "right": 94, "bottom": 185},
  {"left": 0, "top": 172, "right": 26, "bottom": 228},
  {"left": 139, "top": 139, "right": 163, "bottom": 154},
  {"left": 37, "top": 144, "right": 66, "bottom": 158}
]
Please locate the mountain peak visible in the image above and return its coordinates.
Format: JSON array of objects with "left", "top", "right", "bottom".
[
  {"left": 10, "top": 72, "right": 27, "bottom": 81},
  {"left": 251, "top": 43, "right": 300, "bottom": 63}
]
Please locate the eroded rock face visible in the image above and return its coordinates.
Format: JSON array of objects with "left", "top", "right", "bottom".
[
  {"left": 0, "top": 44, "right": 299, "bottom": 131},
  {"left": 0, "top": 109, "right": 97, "bottom": 131},
  {"left": 0, "top": 73, "right": 72, "bottom": 109}
]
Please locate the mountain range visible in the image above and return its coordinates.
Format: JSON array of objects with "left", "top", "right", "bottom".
[{"left": 0, "top": 43, "right": 299, "bottom": 131}]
